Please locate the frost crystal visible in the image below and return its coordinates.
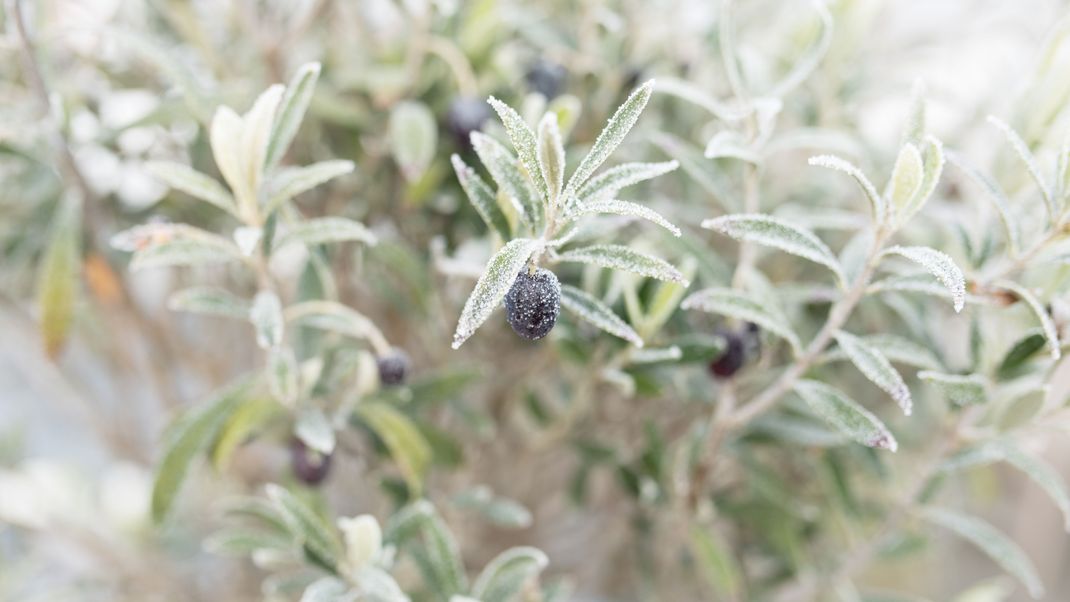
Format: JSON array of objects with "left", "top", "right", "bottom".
[
  {"left": 504, "top": 268, "right": 561, "bottom": 340},
  {"left": 702, "top": 214, "right": 845, "bottom": 284},
  {"left": 881, "top": 246, "right": 966, "bottom": 312},
  {"left": 834, "top": 331, "right": 913, "bottom": 415},
  {"left": 568, "top": 199, "right": 682, "bottom": 237},
  {"left": 559, "top": 284, "right": 643, "bottom": 347},
  {"left": 556, "top": 244, "right": 687, "bottom": 284},
  {"left": 808, "top": 155, "right": 886, "bottom": 222}
]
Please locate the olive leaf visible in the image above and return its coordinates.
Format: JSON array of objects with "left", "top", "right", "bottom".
[
  {"left": 922, "top": 507, "right": 1044, "bottom": 599},
  {"left": 264, "top": 160, "right": 355, "bottom": 214},
  {"left": 565, "top": 199, "right": 682, "bottom": 237},
  {"left": 168, "top": 287, "right": 250, "bottom": 319},
  {"left": 146, "top": 161, "right": 239, "bottom": 217},
  {"left": 575, "top": 161, "right": 679, "bottom": 204},
  {"left": 994, "top": 280, "right": 1061, "bottom": 360},
  {"left": 266, "top": 483, "right": 344, "bottom": 571},
  {"left": 471, "top": 546, "right": 549, "bottom": 602},
  {"left": 563, "top": 80, "right": 655, "bottom": 201},
  {"left": 250, "top": 290, "right": 284, "bottom": 349},
  {"left": 793, "top": 380, "right": 898, "bottom": 451},
  {"left": 918, "top": 371, "right": 987, "bottom": 405},
  {"left": 356, "top": 402, "right": 432, "bottom": 497},
  {"left": 833, "top": 331, "right": 913, "bottom": 415},
  {"left": 808, "top": 154, "right": 886, "bottom": 224},
  {"left": 266, "top": 62, "right": 321, "bottom": 170},
  {"left": 682, "top": 287, "right": 801, "bottom": 353},
  {"left": 702, "top": 214, "right": 845, "bottom": 284},
  {"left": 559, "top": 284, "right": 643, "bottom": 347},
  {"left": 556, "top": 244, "right": 687, "bottom": 283},
  {"left": 470, "top": 132, "right": 543, "bottom": 230},
  {"left": 537, "top": 113, "right": 566, "bottom": 209},
  {"left": 946, "top": 150, "right": 1021, "bottom": 255},
  {"left": 273, "top": 217, "right": 377, "bottom": 251},
  {"left": 37, "top": 195, "right": 81, "bottom": 358},
  {"left": 130, "top": 235, "right": 244, "bottom": 271},
  {"left": 987, "top": 115, "right": 1055, "bottom": 221},
  {"left": 879, "top": 246, "right": 966, "bottom": 312},
  {"left": 452, "top": 238, "right": 544, "bottom": 349},
  {"left": 488, "top": 96, "right": 548, "bottom": 202},
  {"left": 389, "top": 101, "right": 437, "bottom": 182},
  {"left": 452, "top": 154, "right": 513, "bottom": 241}
]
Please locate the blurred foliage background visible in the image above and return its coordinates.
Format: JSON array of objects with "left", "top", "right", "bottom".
[{"left": 4, "top": 0, "right": 1070, "bottom": 601}]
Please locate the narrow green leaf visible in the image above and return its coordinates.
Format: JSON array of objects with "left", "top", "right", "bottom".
[
  {"left": 211, "top": 396, "right": 282, "bottom": 470},
  {"left": 266, "top": 347, "right": 298, "bottom": 405},
  {"left": 682, "top": 287, "right": 801, "bottom": 353},
  {"left": 152, "top": 377, "right": 254, "bottom": 522},
  {"left": 564, "top": 80, "right": 655, "bottom": 199},
  {"left": 559, "top": 284, "right": 643, "bottom": 347},
  {"left": 470, "top": 132, "right": 542, "bottom": 229},
  {"left": 266, "top": 62, "right": 321, "bottom": 169},
  {"left": 923, "top": 508, "right": 1044, "bottom": 599},
  {"left": 168, "top": 287, "right": 250, "bottom": 319},
  {"left": 266, "top": 483, "right": 343, "bottom": 570},
  {"left": 808, "top": 155, "right": 887, "bottom": 223},
  {"left": 537, "top": 113, "right": 566, "bottom": 208},
  {"left": 987, "top": 115, "right": 1056, "bottom": 222},
  {"left": 452, "top": 486, "right": 533, "bottom": 529},
  {"left": 994, "top": 280, "right": 1060, "bottom": 360},
  {"left": 250, "top": 290, "right": 284, "bottom": 349},
  {"left": 834, "top": 331, "right": 913, "bottom": 415},
  {"left": 130, "top": 236, "right": 242, "bottom": 271},
  {"left": 888, "top": 144, "right": 924, "bottom": 217},
  {"left": 556, "top": 244, "right": 687, "bottom": 283},
  {"left": 265, "top": 160, "right": 355, "bottom": 214},
  {"left": 472, "top": 547, "right": 549, "bottom": 602},
  {"left": 389, "top": 101, "right": 437, "bottom": 181},
  {"left": 451, "top": 154, "right": 512, "bottom": 241},
  {"left": 881, "top": 246, "right": 966, "bottom": 312},
  {"left": 702, "top": 214, "right": 845, "bottom": 284},
  {"left": 285, "top": 300, "right": 389, "bottom": 351},
  {"left": 274, "top": 217, "right": 377, "bottom": 251},
  {"left": 488, "top": 96, "right": 548, "bottom": 203},
  {"left": 690, "top": 527, "right": 743, "bottom": 600},
  {"left": 946, "top": 150, "right": 1020, "bottom": 255},
  {"left": 997, "top": 331, "right": 1047, "bottom": 379},
  {"left": 452, "top": 238, "right": 543, "bottom": 349},
  {"left": 918, "top": 371, "right": 987, "bottom": 405},
  {"left": 822, "top": 333, "right": 943, "bottom": 371},
  {"left": 567, "top": 199, "right": 681, "bottom": 237},
  {"left": 356, "top": 402, "right": 431, "bottom": 496},
  {"left": 794, "top": 380, "right": 898, "bottom": 451},
  {"left": 36, "top": 196, "right": 81, "bottom": 358},
  {"left": 575, "top": 161, "right": 679, "bottom": 204},
  {"left": 146, "top": 161, "right": 238, "bottom": 216}
]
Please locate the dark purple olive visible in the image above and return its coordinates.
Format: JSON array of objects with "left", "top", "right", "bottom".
[
  {"left": 709, "top": 329, "right": 746, "bottom": 379},
  {"left": 377, "top": 348, "right": 410, "bottom": 387},
  {"left": 291, "top": 438, "right": 332, "bottom": 486},
  {"left": 446, "top": 97, "right": 491, "bottom": 149},
  {"left": 525, "top": 59, "right": 567, "bottom": 100},
  {"left": 504, "top": 268, "right": 561, "bottom": 340}
]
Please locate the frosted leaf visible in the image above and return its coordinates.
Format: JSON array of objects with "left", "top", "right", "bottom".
[
  {"left": 702, "top": 214, "right": 844, "bottom": 284},
  {"left": 868, "top": 274, "right": 985, "bottom": 307},
  {"left": 233, "top": 226, "right": 261, "bottom": 256},
  {"left": 905, "top": 135, "right": 945, "bottom": 220},
  {"left": 300, "top": 577, "right": 353, "bottom": 602},
  {"left": 145, "top": 161, "right": 237, "bottom": 216},
  {"left": 808, "top": 155, "right": 886, "bottom": 223},
  {"left": 168, "top": 287, "right": 249, "bottom": 319},
  {"left": 354, "top": 566, "right": 408, "bottom": 602},
  {"left": 994, "top": 280, "right": 1061, "bottom": 360},
  {"left": 821, "top": 333, "right": 942, "bottom": 372},
  {"left": 901, "top": 80, "right": 927, "bottom": 146},
  {"left": 922, "top": 508, "right": 1044, "bottom": 599},
  {"left": 563, "top": 80, "right": 655, "bottom": 200},
  {"left": 274, "top": 217, "right": 377, "bottom": 251},
  {"left": 209, "top": 106, "right": 250, "bottom": 210},
  {"left": 654, "top": 77, "right": 747, "bottom": 122},
  {"left": 488, "top": 96, "right": 548, "bottom": 203},
  {"left": 568, "top": 199, "right": 682, "bottom": 237},
  {"left": 472, "top": 546, "right": 549, "bottom": 602},
  {"left": 295, "top": 407, "right": 335, "bottom": 454},
  {"left": 389, "top": 101, "right": 437, "bottom": 182},
  {"left": 682, "top": 287, "right": 801, "bottom": 353},
  {"left": 942, "top": 440, "right": 1070, "bottom": 532},
  {"left": 750, "top": 414, "right": 846, "bottom": 447},
  {"left": 833, "top": 331, "right": 913, "bottom": 415},
  {"left": 793, "top": 380, "right": 898, "bottom": 452},
  {"left": 556, "top": 244, "right": 687, "bottom": 284},
  {"left": 918, "top": 371, "right": 987, "bottom": 405},
  {"left": 285, "top": 300, "right": 389, "bottom": 351},
  {"left": 130, "top": 236, "right": 243, "bottom": 271},
  {"left": 267, "top": 347, "right": 299, "bottom": 406},
  {"left": 704, "top": 131, "right": 760, "bottom": 163},
  {"left": 451, "top": 154, "right": 511, "bottom": 241},
  {"left": 452, "top": 486, "right": 533, "bottom": 529},
  {"left": 264, "top": 160, "right": 354, "bottom": 214},
  {"left": 988, "top": 115, "right": 1056, "bottom": 221},
  {"left": 630, "top": 346, "right": 682, "bottom": 364},
  {"left": 470, "top": 132, "right": 542, "bottom": 229},
  {"left": 881, "top": 246, "right": 966, "bottom": 312},
  {"left": 266, "top": 62, "right": 321, "bottom": 169},
  {"left": 575, "top": 161, "right": 678, "bottom": 205},
  {"left": 773, "top": 205, "right": 867, "bottom": 231},
  {"left": 241, "top": 84, "right": 285, "bottom": 200},
  {"left": 250, "top": 290, "right": 284, "bottom": 349},
  {"left": 537, "top": 113, "right": 566, "bottom": 208},
  {"left": 559, "top": 284, "right": 643, "bottom": 347},
  {"left": 945, "top": 150, "right": 1020, "bottom": 255},
  {"left": 887, "top": 143, "right": 923, "bottom": 217},
  {"left": 767, "top": 0, "right": 833, "bottom": 98},
  {"left": 452, "top": 238, "right": 544, "bottom": 349}
]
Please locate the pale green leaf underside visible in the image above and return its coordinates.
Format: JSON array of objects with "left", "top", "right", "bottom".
[
  {"left": 834, "top": 330, "right": 913, "bottom": 415},
  {"left": 808, "top": 155, "right": 886, "bottom": 223},
  {"left": 146, "top": 161, "right": 238, "bottom": 216},
  {"left": 168, "top": 286, "right": 250, "bottom": 319},
  {"left": 793, "top": 380, "right": 898, "bottom": 451},
  {"left": 821, "top": 333, "right": 943, "bottom": 372},
  {"left": 265, "top": 61, "right": 321, "bottom": 169},
  {"left": 470, "top": 132, "right": 542, "bottom": 229},
  {"left": 471, "top": 546, "right": 549, "bottom": 602},
  {"left": 559, "top": 284, "right": 643, "bottom": 347},
  {"left": 265, "top": 160, "right": 354, "bottom": 214},
  {"left": 130, "top": 237, "right": 243, "bottom": 271},
  {"left": 987, "top": 115, "right": 1056, "bottom": 221},
  {"left": 918, "top": 371, "right": 987, "bottom": 405},
  {"left": 702, "top": 214, "right": 844, "bottom": 283},
  {"left": 567, "top": 199, "right": 682, "bottom": 237},
  {"left": 556, "top": 244, "right": 687, "bottom": 283},
  {"left": 537, "top": 113, "right": 566, "bottom": 208},
  {"left": 275, "top": 217, "right": 377, "bottom": 251},
  {"left": 923, "top": 507, "right": 1044, "bottom": 599},
  {"left": 452, "top": 154, "right": 512, "bottom": 241},
  {"left": 453, "top": 239, "right": 543, "bottom": 349},
  {"left": 576, "top": 160, "right": 679, "bottom": 204},
  {"left": 682, "top": 287, "right": 800, "bottom": 353},
  {"left": 880, "top": 245, "right": 966, "bottom": 312}
]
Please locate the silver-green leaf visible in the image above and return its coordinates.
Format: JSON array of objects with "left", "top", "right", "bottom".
[
  {"left": 266, "top": 62, "right": 321, "bottom": 170},
  {"left": 575, "top": 161, "right": 679, "bottom": 204},
  {"left": 451, "top": 154, "right": 512, "bottom": 241},
  {"left": 556, "top": 244, "right": 687, "bottom": 283},
  {"left": 702, "top": 214, "right": 845, "bottom": 283},
  {"left": 833, "top": 330, "right": 913, "bottom": 415},
  {"left": 471, "top": 132, "right": 542, "bottom": 229},
  {"left": 567, "top": 199, "right": 681, "bottom": 237},
  {"left": 389, "top": 101, "right": 437, "bottom": 182},
  {"left": 265, "top": 160, "right": 355, "bottom": 214},
  {"left": 274, "top": 217, "right": 377, "bottom": 251},
  {"left": 881, "top": 246, "right": 966, "bottom": 312},
  {"left": 793, "top": 380, "right": 898, "bottom": 451},
  {"left": 808, "top": 155, "right": 886, "bottom": 223},
  {"left": 994, "top": 280, "right": 1061, "bottom": 360},
  {"left": 682, "top": 287, "right": 801, "bottom": 353},
  {"left": 471, "top": 546, "right": 549, "bottom": 602},
  {"left": 559, "top": 284, "right": 643, "bottom": 347},
  {"left": 918, "top": 371, "right": 987, "bottom": 405},
  {"left": 146, "top": 161, "right": 238, "bottom": 216},
  {"left": 168, "top": 286, "right": 250, "bottom": 319},
  {"left": 452, "top": 239, "right": 543, "bottom": 349}
]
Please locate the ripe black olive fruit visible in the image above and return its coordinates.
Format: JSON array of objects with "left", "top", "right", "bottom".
[
  {"left": 446, "top": 97, "right": 491, "bottom": 149},
  {"left": 709, "top": 323, "right": 761, "bottom": 379},
  {"left": 525, "top": 59, "right": 567, "bottom": 100},
  {"left": 377, "top": 348, "right": 410, "bottom": 387},
  {"left": 291, "top": 438, "right": 332, "bottom": 486},
  {"left": 504, "top": 268, "right": 561, "bottom": 340}
]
